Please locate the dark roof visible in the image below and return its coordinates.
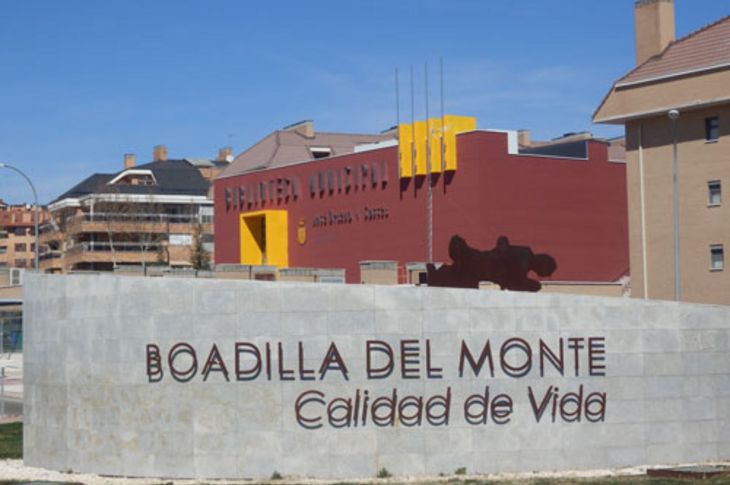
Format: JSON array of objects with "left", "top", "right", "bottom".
[
  {"left": 55, "top": 173, "right": 114, "bottom": 201},
  {"left": 53, "top": 159, "right": 210, "bottom": 203},
  {"left": 185, "top": 158, "right": 231, "bottom": 168},
  {"left": 618, "top": 15, "right": 730, "bottom": 86}
]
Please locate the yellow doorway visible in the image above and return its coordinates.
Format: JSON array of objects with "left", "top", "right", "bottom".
[{"left": 240, "top": 210, "right": 288, "bottom": 268}]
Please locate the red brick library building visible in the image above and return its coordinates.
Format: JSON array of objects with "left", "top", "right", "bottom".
[{"left": 214, "top": 118, "right": 629, "bottom": 287}]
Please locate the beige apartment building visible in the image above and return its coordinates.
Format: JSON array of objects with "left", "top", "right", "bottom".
[
  {"left": 40, "top": 146, "right": 229, "bottom": 273},
  {"left": 0, "top": 201, "right": 48, "bottom": 269},
  {"left": 594, "top": 0, "right": 730, "bottom": 304}
]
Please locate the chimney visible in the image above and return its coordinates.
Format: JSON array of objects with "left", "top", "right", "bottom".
[
  {"left": 218, "top": 146, "right": 233, "bottom": 162},
  {"left": 517, "top": 129, "right": 531, "bottom": 147},
  {"left": 634, "top": 0, "right": 675, "bottom": 65},
  {"left": 153, "top": 144, "right": 167, "bottom": 162},
  {"left": 283, "top": 120, "right": 315, "bottom": 138},
  {"left": 123, "top": 153, "right": 136, "bottom": 169}
]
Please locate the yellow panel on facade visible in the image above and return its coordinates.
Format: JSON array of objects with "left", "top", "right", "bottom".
[
  {"left": 428, "top": 118, "right": 443, "bottom": 173},
  {"left": 443, "top": 115, "right": 477, "bottom": 171},
  {"left": 241, "top": 214, "right": 264, "bottom": 265},
  {"left": 398, "top": 123, "right": 413, "bottom": 178},
  {"left": 413, "top": 120, "right": 428, "bottom": 176},
  {"left": 240, "top": 210, "right": 289, "bottom": 268},
  {"left": 264, "top": 210, "right": 288, "bottom": 268}
]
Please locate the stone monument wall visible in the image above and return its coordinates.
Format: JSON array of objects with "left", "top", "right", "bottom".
[{"left": 23, "top": 273, "right": 730, "bottom": 478}]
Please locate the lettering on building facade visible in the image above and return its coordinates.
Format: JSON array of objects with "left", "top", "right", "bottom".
[
  {"left": 224, "top": 160, "right": 389, "bottom": 213},
  {"left": 311, "top": 207, "right": 389, "bottom": 228},
  {"left": 313, "top": 211, "right": 353, "bottom": 228}
]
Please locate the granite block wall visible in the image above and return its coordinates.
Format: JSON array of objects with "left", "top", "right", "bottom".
[{"left": 23, "top": 273, "right": 730, "bottom": 478}]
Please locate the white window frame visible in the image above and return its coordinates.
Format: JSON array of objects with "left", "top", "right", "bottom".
[
  {"left": 107, "top": 169, "right": 158, "bottom": 186},
  {"left": 710, "top": 244, "right": 724, "bottom": 271},
  {"left": 708, "top": 180, "right": 722, "bottom": 207}
]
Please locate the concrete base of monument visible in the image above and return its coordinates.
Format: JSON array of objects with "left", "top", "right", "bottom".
[
  {"left": 3, "top": 460, "right": 730, "bottom": 484},
  {"left": 22, "top": 274, "right": 730, "bottom": 479}
]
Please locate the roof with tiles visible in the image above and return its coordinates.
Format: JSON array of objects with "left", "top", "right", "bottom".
[
  {"left": 619, "top": 15, "right": 730, "bottom": 86},
  {"left": 217, "top": 121, "right": 394, "bottom": 179}
]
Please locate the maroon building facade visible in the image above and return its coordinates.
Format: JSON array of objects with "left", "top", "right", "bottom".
[{"left": 214, "top": 130, "right": 629, "bottom": 285}]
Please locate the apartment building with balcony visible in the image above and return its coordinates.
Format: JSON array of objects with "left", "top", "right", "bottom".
[
  {"left": 40, "top": 146, "right": 229, "bottom": 273},
  {"left": 0, "top": 201, "right": 48, "bottom": 269}
]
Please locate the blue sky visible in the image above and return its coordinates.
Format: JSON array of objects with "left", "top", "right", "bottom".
[{"left": 1, "top": 0, "right": 729, "bottom": 204}]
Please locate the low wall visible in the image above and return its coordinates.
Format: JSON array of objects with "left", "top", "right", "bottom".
[{"left": 23, "top": 273, "right": 730, "bottom": 479}]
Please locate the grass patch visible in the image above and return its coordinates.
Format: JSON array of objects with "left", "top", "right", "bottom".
[
  {"left": 377, "top": 467, "right": 393, "bottom": 479},
  {"left": 0, "top": 422, "right": 22, "bottom": 459}
]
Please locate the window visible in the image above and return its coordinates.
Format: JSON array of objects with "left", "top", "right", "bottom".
[
  {"left": 10, "top": 268, "right": 23, "bottom": 285},
  {"left": 13, "top": 227, "right": 26, "bottom": 236},
  {"left": 708, "top": 181, "right": 721, "bottom": 206},
  {"left": 310, "top": 147, "right": 332, "bottom": 159},
  {"left": 14, "top": 243, "right": 26, "bottom": 252},
  {"left": 706, "top": 117, "right": 719, "bottom": 141},
  {"left": 199, "top": 206, "right": 214, "bottom": 224},
  {"left": 14, "top": 259, "right": 26, "bottom": 268},
  {"left": 169, "top": 234, "right": 193, "bottom": 246},
  {"left": 135, "top": 176, "right": 155, "bottom": 186},
  {"left": 710, "top": 245, "right": 724, "bottom": 271},
  {"left": 0, "top": 246, "right": 6, "bottom": 254}
]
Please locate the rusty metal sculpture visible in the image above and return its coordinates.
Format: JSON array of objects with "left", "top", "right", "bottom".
[{"left": 426, "top": 235, "right": 557, "bottom": 291}]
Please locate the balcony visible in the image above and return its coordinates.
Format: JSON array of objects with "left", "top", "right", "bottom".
[
  {"left": 68, "top": 241, "right": 162, "bottom": 252},
  {"left": 64, "top": 212, "right": 212, "bottom": 236},
  {"left": 39, "top": 212, "right": 212, "bottom": 244},
  {"left": 40, "top": 250, "right": 63, "bottom": 260},
  {"left": 78, "top": 212, "right": 208, "bottom": 224},
  {"left": 38, "top": 223, "right": 60, "bottom": 245},
  {"left": 39, "top": 250, "right": 64, "bottom": 272},
  {"left": 64, "top": 241, "right": 163, "bottom": 267}
]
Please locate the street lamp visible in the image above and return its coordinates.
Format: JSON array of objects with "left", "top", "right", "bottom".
[
  {"left": 668, "top": 109, "right": 680, "bottom": 301},
  {"left": 0, "top": 163, "right": 39, "bottom": 271}
]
